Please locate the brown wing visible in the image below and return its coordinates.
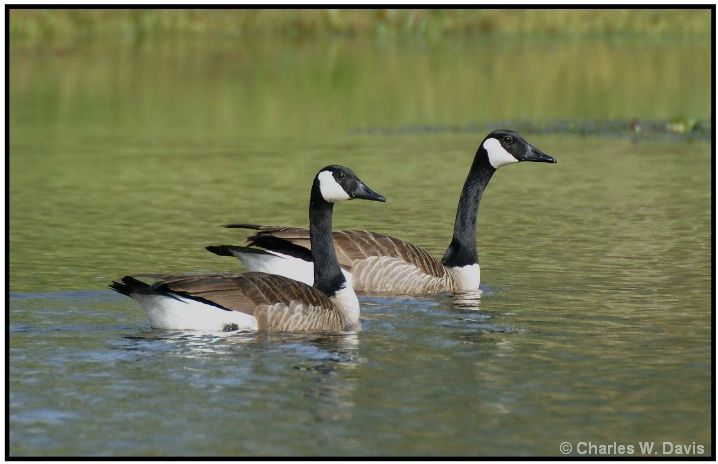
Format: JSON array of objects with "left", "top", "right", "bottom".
[
  {"left": 333, "top": 230, "right": 448, "bottom": 279},
  {"left": 228, "top": 225, "right": 448, "bottom": 279},
  {"left": 148, "top": 272, "right": 344, "bottom": 332},
  {"left": 350, "top": 256, "right": 454, "bottom": 293}
]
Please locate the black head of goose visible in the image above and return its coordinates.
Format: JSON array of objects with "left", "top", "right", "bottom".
[
  {"left": 208, "top": 130, "right": 556, "bottom": 294},
  {"left": 110, "top": 165, "right": 385, "bottom": 332}
]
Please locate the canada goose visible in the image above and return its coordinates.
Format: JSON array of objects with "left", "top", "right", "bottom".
[
  {"left": 110, "top": 165, "right": 386, "bottom": 332},
  {"left": 208, "top": 130, "right": 556, "bottom": 294}
]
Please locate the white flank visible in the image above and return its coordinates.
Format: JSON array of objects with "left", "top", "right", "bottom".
[
  {"left": 484, "top": 138, "right": 519, "bottom": 169},
  {"left": 132, "top": 293, "right": 258, "bottom": 331},
  {"left": 233, "top": 249, "right": 354, "bottom": 287},
  {"left": 447, "top": 263, "right": 481, "bottom": 291},
  {"left": 234, "top": 249, "right": 314, "bottom": 285},
  {"left": 330, "top": 284, "right": 360, "bottom": 330},
  {"left": 317, "top": 170, "right": 351, "bottom": 203}
]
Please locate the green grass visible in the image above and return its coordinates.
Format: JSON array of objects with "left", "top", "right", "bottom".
[{"left": 8, "top": 8, "right": 712, "bottom": 42}]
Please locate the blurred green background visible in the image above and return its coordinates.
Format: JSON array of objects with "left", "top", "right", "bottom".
[{"left": 9, "top": 8, "right": 712, "bottom": 292}]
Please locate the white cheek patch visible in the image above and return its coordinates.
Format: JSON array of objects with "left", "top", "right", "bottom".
[
  {"left": 484, "top": 138, "right": 519, "bottom": 169},
  {"left": 318, "top": 171, "right": 351, "bottom": 203}
]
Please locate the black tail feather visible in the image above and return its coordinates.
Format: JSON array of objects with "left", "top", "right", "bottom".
[
  {"left": 109, "top": 276, "right": 151, "bottom": 296},
  {"left": 206, "top": 244, "right": 270, "bottom": 257},
  {"left": 205, "top": 245, "right": 237, "bottom": 256},
  {"left": 222, "top": 223, "right": 263, "bottom": 230}
]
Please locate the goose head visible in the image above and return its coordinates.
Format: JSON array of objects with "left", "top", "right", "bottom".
[
  {"left": 482, "top": 130, "right": 557, "bottom": 169},
  {"left": 315, "top": 165, "right": 386, "bottom": 204}
]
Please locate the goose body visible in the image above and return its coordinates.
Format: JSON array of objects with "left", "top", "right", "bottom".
[
  {"left": 110, "top": 166, "right": 385, "bottom": 332},
  {"left": 209, "top": 130, "right": 556, "bottom": 294},
  {"left": 207, "top": 228, "right": 453, "bottom": 293}
]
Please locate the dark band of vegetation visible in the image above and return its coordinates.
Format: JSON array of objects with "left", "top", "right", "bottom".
[
  {"left": 353, "top": 119, "right": 711, "bottom": 143},
  {"left": 9, "top": 8, "right": 712, "bottom": 41}
]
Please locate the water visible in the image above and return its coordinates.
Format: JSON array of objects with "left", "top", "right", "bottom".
[{"left": 8, "top": 34, "right": 712, "bottom": 457}]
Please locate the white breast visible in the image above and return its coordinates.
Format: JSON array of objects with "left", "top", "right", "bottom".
[
  {"left": 330, "top": 285, "right": 360, "bottom": 330},
  {"left": 447, "top": 263, "right": 481, "bottom": 291}
]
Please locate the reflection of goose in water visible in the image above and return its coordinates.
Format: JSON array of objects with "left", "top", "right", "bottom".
[
  {"left": 122, "top": 329, "right": 361, "bottom": 364},
  {"left": 119, "top": 329, "right": 362, "bottom": 421},
  {"left": 451, "top": 290, "right": 483, "bottom": 311},
  {"left": 212, "top": 130, "right": 556, "bottom": 295}
]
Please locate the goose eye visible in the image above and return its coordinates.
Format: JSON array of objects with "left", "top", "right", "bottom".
[
  {"left": 503, "top": 135, "right": 514, "bottom": 144},
  {"left": 336, "top": 171, "right": 346, "bottom": 180}
]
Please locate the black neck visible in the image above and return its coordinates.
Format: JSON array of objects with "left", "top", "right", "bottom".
[
  {"left": 441, "top": 149, "right": 496, "bottom": 268},
  {"left": 309, "top": 183, "right": 346, "bottom": 296}
]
